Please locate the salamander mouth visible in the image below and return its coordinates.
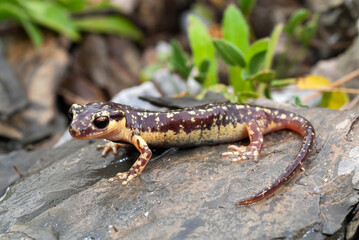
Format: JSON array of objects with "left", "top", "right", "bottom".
[{"left": 68, "top": 125, "right": 106, "bottom": 140}]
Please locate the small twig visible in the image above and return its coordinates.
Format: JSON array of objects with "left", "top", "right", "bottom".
[
  {"left": 58, "top": 88, "right": 90, "bottom": 105},
  {"left": 324, "top": 87, "right": 359, "bottom": 94},
  {"left": 0, "top": 122, "right": 23, "bottom": 140},
  {"left": 341, "top": 94, "right": 359, "bottom": 110},
  {"left": 302, "top": 69, "right": 359, "bottom": 103},
  {"left": 299, "top": 87, "right": 359, "bottom": 94},
  {"left": 13, "top": 165, "right": 23, "bottom": 178}
]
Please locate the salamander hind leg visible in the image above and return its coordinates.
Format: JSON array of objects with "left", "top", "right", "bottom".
[
  {"left": 108, "top": 134, "right": 152, "bottom": 185},
  {"left": 222, "top": 120, "right": 264, "bottom": 163}
]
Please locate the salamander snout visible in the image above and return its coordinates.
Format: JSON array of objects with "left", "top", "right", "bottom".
[
  {"left": 68, "top": 104, "right": 86, "bottom": 120},
  {"left": 67, "top": 103, "right": 92, "bottom": 139}
]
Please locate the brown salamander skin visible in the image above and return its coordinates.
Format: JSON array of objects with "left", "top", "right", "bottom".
[{"left": 68, "top": 102, "right": 315, "bottom": 205}]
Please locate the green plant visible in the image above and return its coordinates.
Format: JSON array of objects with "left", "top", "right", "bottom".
[
  {"left": 161, "top": 4, "right": 284, "bottom": 102},
  {"left": 0, "top": 0, "right": 143, "bottom": 47},
  {"left": 212, "top": 5, "right": 284, "bottom": 100},
  {"left": 221, "top": 5, "right": 249, "bottom": 94},
  {"left": 143, "top": 3, "right": 321, "bottom": 105},
  {"left": 140, "top": 39, "right": 211, "bottom": 86},
  {"left": 168, "top": 40, "right": 193, "bottom": 80},
  {"left": 238, "top": 0, "right": 257, "bottom": 16},
  {"left": 187, "top": 15, "right": 218, "bottom": 87},
  {"left": 277, "top": 8, "right": 320, "bottom": 77},
  {"left": 186, "top": 5, "right": 321, "bottom": 102}
]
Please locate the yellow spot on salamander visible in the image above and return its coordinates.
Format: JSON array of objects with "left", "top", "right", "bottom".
[
  {"left": 188, "top": 111, "right": 196, "bottom": 115},
  {"left": 264, "top": 108, "right": 271, "bottom": 114}
]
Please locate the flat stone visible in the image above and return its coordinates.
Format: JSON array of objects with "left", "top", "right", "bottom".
[{"left": 0, "top": 101, "right": 358, "bottom": 239}]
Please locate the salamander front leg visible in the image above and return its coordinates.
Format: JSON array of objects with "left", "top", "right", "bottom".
[
  {"left": 222, "top": 120, "right": 264, "bottom": 162},
  {"left": 108, "top": 134, "right": 152, "bottom": 185},
  {"left": 97, "top": 141, "right": 128, "bottom": 157}
]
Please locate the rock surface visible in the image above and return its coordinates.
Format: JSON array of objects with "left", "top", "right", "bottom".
[{"left": 1, "top": 100, "right": 359, "bottom": 239}]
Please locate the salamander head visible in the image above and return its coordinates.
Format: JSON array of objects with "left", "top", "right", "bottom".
[{"left": 68, "top": 102, "right": 127, "bottom": 141}]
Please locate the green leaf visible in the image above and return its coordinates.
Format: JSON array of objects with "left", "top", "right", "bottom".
[
  {"left": 245, "top": 38, "right": 269, "bottom": 64},
  {"left": 320, "top": 92, "right": 349, "bottom": 110},
  {"left": 199, "top": 59, "right": 210, "bottom": 73},
  {"left": 248, "top": 51, "right": 266, "bottom": 74},
  {"left": 18, "top": 0, "right": 80, "bottom": 41},
  {"left": 294, "top": 96, "right": 308, "bottom": 108},
  {"left": 264, "top": 86, "right": 271, "bottom": 99},
  {"left": 222, "top": 5, "right": 250, "bottom": 94},
  {"left": 245, "top": 39, "right": 268, "bottom": 75},
  {"left": 21, "top": 19, "right": 43, "bottom": 47},
  {"left": 222, "top": 5, "right": 249, "bottom": 52},
  {"left": 169, "top": 40, "right": 192, "bottom": 79},
  {"left": 0, "top": 3, "right": 43, "bottom": 46},
  {"left": 297, "top": 13, "right": 320, "bottom": 46},
  {"left": 271, "top": 78, "right": 296, "bottom": 87},
  {"left": 228, "top": 67, "right": 246, "bottom": 94},
  {"left": 194, "top": 59, "right": 210, "bottom": 83},
  {"left": 213, "top": 39, "right": 246, "bottom": 67},
  {"left": 188, "top": 15, "right": 218, "bottom": 86},
  {"left": 238, "top": 0, "right": 257, "bottom": 15},
  {"left": 246, "top": 70, "right": 275, "bottom": 83},
  {"left": 284, "top": 8, "right": 309, "bottom": 35},
  {"left": 239, "top": 91, "right": 259, "bottom": 98},
  {"left": 264, "top": 23, "right": 283, "bottom": 70},
  {"left": 74, "top": 15, "right": 143, "bottom": 41},
  {"left": 170, "top": 61, "right": 193, "bottom": 80},
  {"left": 56, "top": 0, "right": 87, "bottom": 12},
  {"left": 170, "top": 40, "right": 187, "bottom": 69}
]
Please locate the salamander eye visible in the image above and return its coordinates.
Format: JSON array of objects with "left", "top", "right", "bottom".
[
  {"left": 68, "top": 109, "right": 73, "bottom": 121},
  {"left": 93, "top": 116, "right": 109, "bottom": 129}
]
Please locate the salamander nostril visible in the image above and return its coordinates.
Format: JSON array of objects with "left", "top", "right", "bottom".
[{"left": 69, "top": 126, "right": 76, "bottom": 136}]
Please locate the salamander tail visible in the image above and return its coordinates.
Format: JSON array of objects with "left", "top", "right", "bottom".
[{"left": 236, "top": 114, "right": 315, "bottom": 205}]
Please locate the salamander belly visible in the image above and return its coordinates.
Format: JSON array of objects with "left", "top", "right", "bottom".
[{"left": 140, "top": 122, "right": 248, "bottom": 147}]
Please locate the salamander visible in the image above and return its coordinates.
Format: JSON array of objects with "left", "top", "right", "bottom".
[{"left": 68, "top": 102, "right": 315, "bottom": 205}]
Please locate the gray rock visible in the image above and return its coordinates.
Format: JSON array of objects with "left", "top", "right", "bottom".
[
  {"left": 306, "top": 0, "right": 346, "bottom": 12},
  {"left": 0, "top": 44, "right": 27, "bottom": 120},
  {"left": 0, "top": 101, "right": 358, "bottom": 239}
]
